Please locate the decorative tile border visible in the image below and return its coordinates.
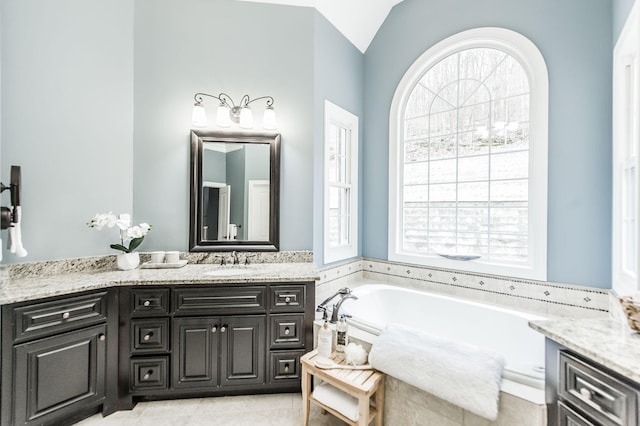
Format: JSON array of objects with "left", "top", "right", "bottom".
[{"left": 317, "top": 257, "right": 609, "bottom": 318}]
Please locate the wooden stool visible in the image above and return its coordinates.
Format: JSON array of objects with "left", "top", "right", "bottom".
[{"left": 301, "top": 350, "right": 385, "bottom": 426}]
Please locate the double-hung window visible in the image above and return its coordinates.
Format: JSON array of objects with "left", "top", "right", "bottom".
[
  {"left": 324, "top": 100, "right": 359, "bottom": 263},
  {"left": 388, "top": 28, "right": 548, "bottom": 280}
]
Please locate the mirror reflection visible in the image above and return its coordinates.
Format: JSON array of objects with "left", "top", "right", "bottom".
[
  {"left": 201, "top": 142, "right": 270, "bottom": 242},
  {"left": 189, "top": 130, "right": 280, "bottom": 252}
]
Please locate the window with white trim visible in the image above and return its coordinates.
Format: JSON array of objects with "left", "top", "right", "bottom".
[
  {"left": 324, "top": 100, "right": 358, "bottom": 264},
  {"left": 613, "top": 1, "right": 640, "bottom": 294},
  {"left": 388, "top": 28, "right": 548, "bottom": 280}
]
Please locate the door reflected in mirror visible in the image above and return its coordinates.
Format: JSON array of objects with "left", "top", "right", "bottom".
[{"left": 190, "top": 131, "right": 280, "bottom": 252}]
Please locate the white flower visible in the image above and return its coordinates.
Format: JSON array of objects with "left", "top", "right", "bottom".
[
  {"left": 116, "top": 213, "right": 131, "bottom": 230},
  {"left": 88, "top": 212, "right": 152, "bottom": 253},
  {"left": 89, "top": 212, "right": 117, "bottom": 230}
]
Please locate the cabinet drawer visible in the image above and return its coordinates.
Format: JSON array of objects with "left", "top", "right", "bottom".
[
  {"left": 131, "top": 318, "right": 170, "bottom": 354},
  {"left": 559, "top": 351, "right": 638, "bottom": 426},
  {"left": 270, "top": 285, "right": 305, "bottom": 312},
  {"left": 558, "top": 402, "right": 599, "bottom": 426},
  {"left": 130, "top": 288, "right": 170, "bottom": 316},
  {"left": 269, "top": 350, "right": 304, "bottom": 383},
  {"left": 131, "top": 357, "right": 168, "bottom": 391},
  {"left": 13, "top": 292, "right": 107, "bottom": 342},
  {"left": 270, "top": 314, "right": 304, "bottom": 349},
  {"left": 174, "top": 286, "right": 266, "bottom": 315}
]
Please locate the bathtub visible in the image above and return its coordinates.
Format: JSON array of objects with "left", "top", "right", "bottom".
[{"left": 337, "top": 284, "right": 547, "bottom": 389}]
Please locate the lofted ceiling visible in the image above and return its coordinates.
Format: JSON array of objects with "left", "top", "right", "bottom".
[{"left": 236, "top": 0, "right": 405, "bottom": 53}]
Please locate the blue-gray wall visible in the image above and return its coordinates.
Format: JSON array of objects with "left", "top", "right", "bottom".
[
  {"left": 363, "top": 0, "right": 613, "bottom": 288},
  {"left": 312, "top": 12, "right": 365, "bottom": 266},
  {"left": 1, "top": 0, "right": 134, "bottom": 262},
  {"left": 614, "top": 0, "right": 636, "bottom": 41},
  {"left": 133, "top": 0, "right": 315, "bottom": 254}
]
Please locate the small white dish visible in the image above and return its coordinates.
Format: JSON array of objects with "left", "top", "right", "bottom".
[{"left": 140, "top": 260, "right": 188, "bottom": 269}]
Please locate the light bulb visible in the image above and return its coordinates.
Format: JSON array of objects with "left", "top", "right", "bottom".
[
  {"left": 216, "top": 104, "right": 232, "bottom": 128},
  {"left": 262, "top": 106, "right": 277, "bottom": 130},
  {"left": 239, "top": 107, "right": 253, "bottom": 129},
  {"left": 192, "top": 103, "right": 207, "bottom": 127}
]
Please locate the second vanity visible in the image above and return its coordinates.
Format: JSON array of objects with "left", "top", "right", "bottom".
[{"left": 0, "top": 260, "right": 318, "bottom": 426}]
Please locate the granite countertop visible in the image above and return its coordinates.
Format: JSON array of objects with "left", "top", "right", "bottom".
[
  {"left": 0, "top": 262, "right": 320, "bottom": 305},
  {"left": 530, "top": 318, "right": 640, "bottom": 383}
]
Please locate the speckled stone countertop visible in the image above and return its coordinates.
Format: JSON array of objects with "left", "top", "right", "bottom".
[
  {"left": 530, "top": 318, "right": 640, "bottom": 383},
  {"left": 0, "top": 262, "right": 320, "bottom": 305}
]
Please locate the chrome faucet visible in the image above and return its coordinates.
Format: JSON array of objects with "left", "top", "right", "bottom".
[
  {"left": 331, "top": 295, "right": 357, "bottom": 323},
  {"left": 231, "top": 251, "right": 240, "bottom": 265},
  {"left": 316, "top": 287, "right": 356, "bottom": 322}
]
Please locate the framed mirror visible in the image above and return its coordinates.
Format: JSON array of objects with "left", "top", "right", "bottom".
[{"left": 189, "top": 130, "right": 280, "bottom": 251}]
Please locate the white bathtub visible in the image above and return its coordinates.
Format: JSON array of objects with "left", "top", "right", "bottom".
[{"left": 337, "top": 284, "right": 547, "bottom": 389}]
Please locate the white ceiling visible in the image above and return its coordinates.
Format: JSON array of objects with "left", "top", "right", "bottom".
[{"left": 236, "top": 0, "right": 405, "bottom": 53}]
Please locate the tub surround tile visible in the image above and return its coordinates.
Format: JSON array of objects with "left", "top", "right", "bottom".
[
  {"left": 356, "top": 258, "right": 609, "bottom": 318},
  {"left": 530, "top": 318, "right": 640, "bottom": 382},
  {"left": 0, "top": 261, "right": 319, "bottom": 305}
]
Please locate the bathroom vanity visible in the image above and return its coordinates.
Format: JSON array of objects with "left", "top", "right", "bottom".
[
  {"left": 0, "top": 261, "right": 317, "bottom": 426},
  {"left": 531, "top": 318, "right": 640, "bottom": 426}
]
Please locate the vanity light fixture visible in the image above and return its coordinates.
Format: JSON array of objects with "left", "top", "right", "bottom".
[{"left": 192, "top": 92, "right": 277, "bottom": 130}]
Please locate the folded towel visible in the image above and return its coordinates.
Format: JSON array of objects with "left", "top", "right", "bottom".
[
  {"left": 368, "top": 323, "right": 505, "bottom": 420},
  {"left": 312, "top": 382, "right": 359, "bottom": 421}
]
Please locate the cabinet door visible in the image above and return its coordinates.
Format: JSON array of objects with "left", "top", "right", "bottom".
[
  {"left": 220, "top": 316, "right": 265, "bottom": 387},
  {"left": 13, "top": 324, "right": 107, "bottom": 425},
  {"left": 172, "top": 317, "right": 219, "bottom": 389}
]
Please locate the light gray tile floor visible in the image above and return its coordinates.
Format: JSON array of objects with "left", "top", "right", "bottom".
[{"left": 74, "top": 393, "right": 347, "bottom": 426}]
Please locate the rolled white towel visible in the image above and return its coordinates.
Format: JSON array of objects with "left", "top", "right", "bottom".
[{"left": 369, "top": 323, "right": 505, "bottom": 420}]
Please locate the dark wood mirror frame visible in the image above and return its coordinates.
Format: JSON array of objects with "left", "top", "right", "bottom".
[{"left": 189, "top": 130, "right": 281, "bottom": 252}]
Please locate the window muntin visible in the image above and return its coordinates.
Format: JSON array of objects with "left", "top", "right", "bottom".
[{"left": 389, "top": 28, "right": 548, "bottom": 280}]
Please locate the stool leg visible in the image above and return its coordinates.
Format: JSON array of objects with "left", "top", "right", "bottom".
[
  {"left": 301, "top": 366, "right": 312, "bottom": 426},
  {"left": 375, "top": 381, "right": 385, "bottom": 426},
  {"left": 358, "top": 394, "right": 370, "bottom": 426}
]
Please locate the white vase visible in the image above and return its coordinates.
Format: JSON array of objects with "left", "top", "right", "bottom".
[{"left": 116, "top": 252, "right": 140, "bottom": 270}]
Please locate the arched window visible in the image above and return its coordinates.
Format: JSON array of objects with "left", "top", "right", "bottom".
[{"left": 388, "top": 28, "right": 548, "bottom": 280}]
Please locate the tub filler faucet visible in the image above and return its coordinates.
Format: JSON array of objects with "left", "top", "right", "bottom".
[{"left": 316, "top": 287, "right": 357, "bottom": 323}]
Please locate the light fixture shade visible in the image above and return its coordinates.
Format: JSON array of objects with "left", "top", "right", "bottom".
[
  {"left": 239, "top": 107, "right": 253, "bottom": 129},
  {"left": 216, "top": 104, "right": 232, "bottom": 127},
  {"left": 262, "top": 106, "right": 277, "bottom": 130},
  {"left": 192, "top": 103, "right": 207, "bottom": 127}
]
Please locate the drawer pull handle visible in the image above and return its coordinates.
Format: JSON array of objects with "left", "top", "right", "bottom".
[
  {"left": 99, "top": 334, "right": 106, "bottom": 342},
  {"left": 143, "top": 370, "right": 153, "bottom": 380},
  {"left": 62, "top": 312, "right": 70, "bottom": 320},
  {"left": 143, "top": 332, "right": 153, "bottom": 341},
  {"left": 579, "top": 387, "right": 592, "bottom": 400},
  {"left": 284, "top": 363, "right": 290, "bottom": 373},
  {"left": 284, "top": 327, "right": 291, "bottom": 335},
  {"left": 211, "top": 326, "right": 217, "bottom": 333},
  {"left": 221, "top": 325, "right": 227, "bottom": 333},
  {"left": 143, "top": 300, "right": 151, "bottom": 307}
]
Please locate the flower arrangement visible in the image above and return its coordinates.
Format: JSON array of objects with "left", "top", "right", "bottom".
[{"left": 88, "top": 212, "right": 151, "bottom": 253}]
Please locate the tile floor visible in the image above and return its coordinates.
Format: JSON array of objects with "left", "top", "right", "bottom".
[{"left": 75, "top": 393, "right": 346, "bottom": 426}]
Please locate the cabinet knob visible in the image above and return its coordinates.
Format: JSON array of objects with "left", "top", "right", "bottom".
[
  {"left": 143, "top": 332, "right": 153, "bottom": 341},
  {"left": 284, "top": 363, "right": 290, "bottom": 373},
  {"left": 62, "top": 312, "right": 70, "bottom": 320},
  {"left": 143, "top": 300, "right": 151, "bottom": 307},
  {"left": 99, "top": 334, "right": 106, "bottom": 342},
  {"left": 284, "top": 327, "right": 291, "bottom": 335},
  {"left": 211, "top": 326, "right": 217, "bottom": 333},
  {"left": 143, "top": 370, "right": 153, "bottom": 381},
  {"left": 579, "top": 387, "right": 593, "bottom": 400},
  {"left": 221, "top": 325, "right": 227, "bottom": 333},
  {"left": 285, "top": 297, "right": 291, "bottom": 303}
]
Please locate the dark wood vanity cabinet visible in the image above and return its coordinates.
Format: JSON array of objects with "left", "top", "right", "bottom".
[
  {"left": 119, "top": 281, "right": 314, "bottom": 406},
  {"left": 1, "top": 290, "right": 118, "bottom": 426},
  {"left": 546, "top": 339, "right": 640, "bottom": 426}
]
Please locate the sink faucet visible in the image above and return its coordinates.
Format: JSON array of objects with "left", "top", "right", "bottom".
[
  {"left": 330, "top": 295, "right": 357, "bottom": 323},
  {"left": 231, "top": 251, "right": 240, "bottom": 265}
]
